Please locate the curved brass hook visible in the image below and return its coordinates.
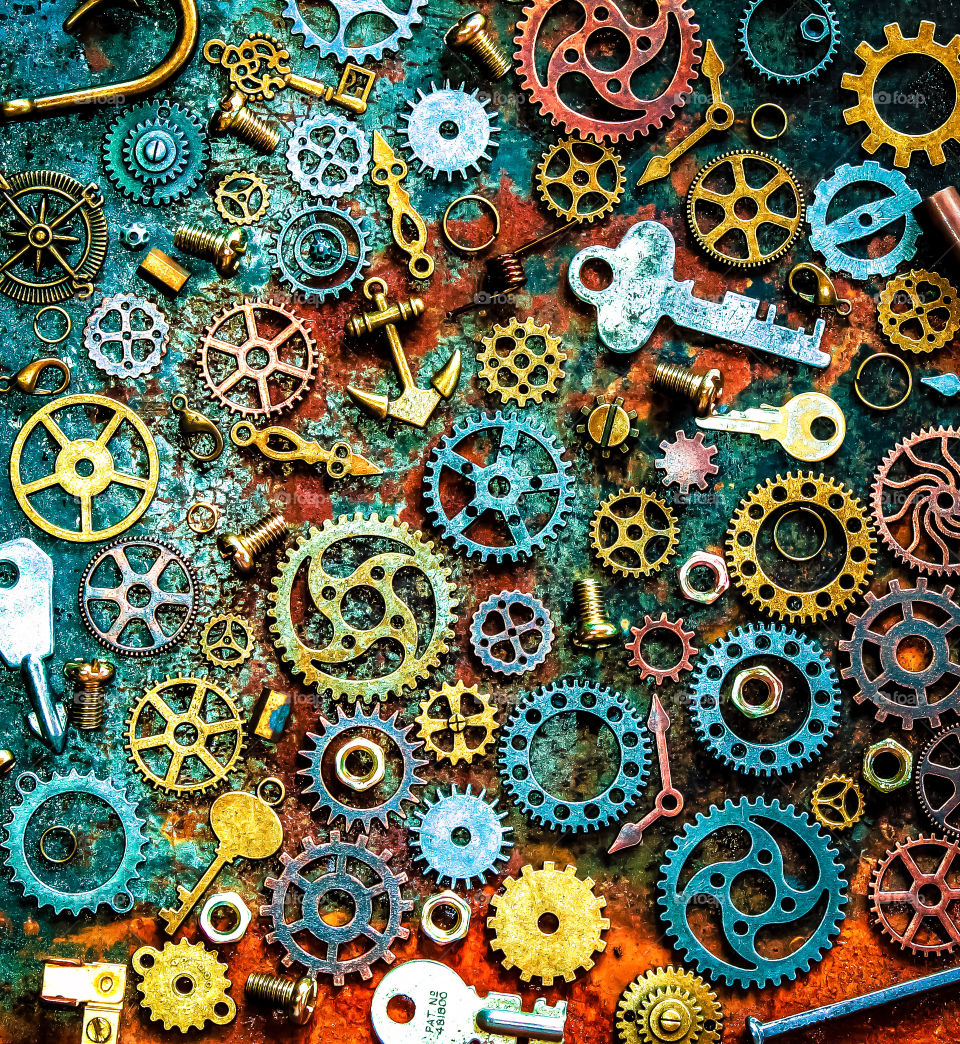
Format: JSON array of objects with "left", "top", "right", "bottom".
[{"left": 0, "top": 0, "right": 199, "bottom": 120}]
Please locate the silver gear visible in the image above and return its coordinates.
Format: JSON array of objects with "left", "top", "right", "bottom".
[
  {"left": 399, "top": 82, "right": 499, "bottom": 180},
  {"left": 285, "top": 115, "right": 371, "bottom": 199},
  {"left": 83, "top": 293, "right": 169, "bottom": 379},
  {"left": 470, "top": 589, "right": 554, "bottom": 675},
  {"left": 282, "top": 0, "right": 425, "bottom": 63},
  {"left": 271, "top": 202, "right": 371, "bottom": 301}
]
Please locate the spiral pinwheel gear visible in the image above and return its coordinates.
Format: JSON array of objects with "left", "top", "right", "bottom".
[
  {"left": 477, "top": 317, "right": 567, "bottom": 408},
  {"left": 616, "top": 966, "right": 723, "bottom": 1044},
  {"left": 470, "top": 589, "right": 554, "bottom": 676},
  {"left": 297, "top": 703, "right": 427, "bottom": 832},
  {"left": 285, "top": 115, "right": 371, "bottom": 198},
  {"left": 918, "top": 726, "right": 960, "bottom": 837},
  {"left": 878, "top": 271, "right": 960, "bottom": 353},
  {"left": 399, "top": 82, "right": 499, "bottom": 180},
  {"left": 263, "top": 831, "right": 412, "bottom": 983},
  {"left": 656, "top": 431, "right": 718, "bottom": 495},
  {"left": 535, "top": 137, "right": 625, "bottom": 224},
  {"left": 658, "top": 797, "right": 847, "bottom": 988},
  {"left": 590, "top": 487, "right": 679, "bottom": 578},
  {"left": 282, "top": 0, "right": 425, "bottom": 63},
  {"left": 132, "top": 941, "right": 235, "bottom": 1032},
  {"left": 488, "top": 862, "right": 609, "bottom": 985},
  {"left": 410, "top": 784, "right": 513, "bottom": 887},
  {"left": 625, "top": 613, "right": 696, "bottom": 684},
  {"left": 83, "top": 293, "right": 169, "bottom": 379},
  {"left": 738, "top": 0, "right": 839, "bottom": 83},
  {"left": 2, "top": 770, "right": 146, "bottom": 916},
  {"left": 271, "top": 203, "right": 371, "bottom": 301},
  {"left": 414, "top": 681, "right": 499, "bottom": 766},
  {"left": 811, "top": 774, "right": 865, "bottom": 831},
  {"left": 201, "top": 613, "right": 253, "bottom": 669}
]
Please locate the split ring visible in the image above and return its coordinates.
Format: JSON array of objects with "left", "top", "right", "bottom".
[
  {"left": 187, "top": 501, "right": 220, "bottom": 534},
  {"left": 33, "top": 306, "right": 72, "bottom": 345},
  {"left": 750, "top": 103, "right": 788, "bottom": 141},
  {"left": 39, "top": 825, "right": 77, "bottom": 864},
  {"left": 442, "top": 195, "right": 501, "bottom": 253},
  {"left": 256, "top": 776, "right": 286, "bottom": 807},
  {"left": 773, "top": 507, "right": 827, "bottom": 562},
  {"left": 854, "top": 352, "right": 912, "bottom": 410}
]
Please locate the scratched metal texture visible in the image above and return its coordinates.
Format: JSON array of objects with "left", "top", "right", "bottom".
[{"left": 1, "top": 0, "right": 960, "bottom": 1041}]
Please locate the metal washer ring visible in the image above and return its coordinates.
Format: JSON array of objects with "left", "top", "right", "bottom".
[
  {"left": 187, "top": 501, "right": 220, "bottom": 534},
  {"left": 750, "top": 103, "right": 788, "bottom": 140},
  {"left": 442, "top": 195, "right": 500, "bottom": 253},
  {"left": 772, "top": 507, "right": 827, "bottom": 562},
  {"left": 39, "top": 825, "right": 77, "bottom": 864},
  {"left": 855, "top": 352, "right": 912, "bottom": 410},
  {"left": 256, "top": 776, "right": 286, "bottom": 807},
  {"left": 33, "top": 306, "right": 72, "bottom": 345}
]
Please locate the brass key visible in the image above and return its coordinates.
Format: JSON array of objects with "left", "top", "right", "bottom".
[{"left": 159, "top": 791, "right": 283, "bottom": 935}]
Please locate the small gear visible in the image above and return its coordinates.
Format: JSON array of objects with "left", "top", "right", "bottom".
[
  {"left": 414, "top": 681, "right": 499, "bottom": 766},
  {"left": 285, "top": 115, "right": 371, "bottom": 198},
  {"left": 918, "top": 726, "right": 960, "bottom": 837},
  {"left": 625, "top": 613, "right": 697, "bottom": 684},
  {"left": 132, "top": 940, "right": 235, "bottom": 1032},
  {"left": 477, "top": 317, "right": 567, "bottom": 407},
  {"left": 410, "top": 784, "right": 513, "bottom": 887},
  {"left": 271, "top": 202, "right": 371, "bottom": 301},
  {"left": 201, "top": 613, "right": 253, "bottom": 669},
  {"left": 656, "top": 431, "right": 719, "bottom": 495},
  {"left": 282, "top": 0, "right": 425, "bottom": 63},
  {"left": 616, "top": 966, "right": 723, "bottom": 1044},
  {"left": 470, "top": 590, "right": 554, "bottom": 676},
  {"left": 488, "top": 862, "right": 609, "bottom": 985},
  {"left": 213, "top": 170, "right": 270, "bottom": 226},
  {"left": 400, "top": 82, "right": 498, "bottom": 180},
  {"left": 811, "top": 774, "right": 865, "bottom": 830},
  {"left": 577, "top": 395, "right": 639, "bottom": 457},
  {"left": 535, "top": 137, "right": 625, "bottom": 224},
  {"left": 739, "top": 0, "right": 839, "bottom": 83},
  {"left": 878, "top": 270, "right": 960, "bottom": 353},
  {"left": 83, "top": 293, "right": 169, "bottom": 379},
  {"left": 590, "top": 487, "right": 679, "bottom": 578}
]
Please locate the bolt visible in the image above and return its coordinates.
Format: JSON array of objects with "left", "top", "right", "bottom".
[
  {"left": 84, "top": 1016, "right": 113, "bottom": 1043},
  {"left": 63, "top": 658, "right": 114, "bottom": 730},
  {"left": 572, "top": 578, "right": 618, "bottom": 649},
  {"left": 245, "top": 972, "right": 318, "bottom": 1026},
  {"left": 174, "top": 223, "right": 247, "bottom": 277},
  {"left": 444, "top": 12, "right": 511, "bottom": 80},
  {"left": 652, "top": 361, "right": 724, "bottom": 416},
  {"left": 210, "top": 91, "right": 280, "bottom": 153},
  {"left": 217, "top": 512, "right": 289, "bottom": 575}
]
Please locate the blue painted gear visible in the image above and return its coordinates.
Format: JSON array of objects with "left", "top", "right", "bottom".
[
  {"left": 271, "top": 203, "right": 371, "bottom": 301},
  {"left": 470, "top": 589, "right": 554, "bottom": 676},
  {"left": 424, "top": 411, "right": 574, "bottom": 564},
  {"left": 285, "top": 115, "right": 371, "bottom": 199},
  {"left": 499, "top": 679, "right": 650, "bottom": 834},
  {"left": 399, "top": 82, "right": 499, "bottom": 181},
  {"left": 297, "top": 703, "right": 427, "bottom": 832},
  {"left": 2, "top": 770, "right": 146, "bottom": 916},
  {"left": 409, "top": 784, "right": 513, "bottom": 888},
  {"left": 282, "top": 0, "right": 425, "bottom": 62},
  {"left": 808, "top": 161, "right": 921, "bottom": 279},
  {"left": 689, "top": 623, "right": 840, "bottom": 777},
  {"left": 658, "top": 798, "right": 847, "bottom": 989},
  {"left": 738, "top": 0, "right": 839, "bottom": 84}
]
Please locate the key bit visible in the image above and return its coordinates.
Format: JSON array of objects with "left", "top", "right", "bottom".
[
  {"left": 921, "top": 371, "right": 960, "bottom": 397},
  {"left": 230, "top": 421, "right": 381, "bottom": 478}
]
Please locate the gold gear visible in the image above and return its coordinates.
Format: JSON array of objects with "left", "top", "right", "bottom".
[
  {"left": 11, "top": 393, "right": 158, "bottom": 543},
  {"left": 811, "top": 773, "right": 865, "bottom": 831},
  {"left": 415, "top": 680, "right": 498, "bottom": 765},
  {"left": 726, "top": 473, "right": 876, "bottom": 624},
  {"left": 125, "top": 676, "right": 246, "bottom": 795},
  {"left": 202, "top": 613, "right": 253, "bottom": 669},
  {"left": 590, "top": 487, "right": 679, "bottom": 578},
  {"left": 487, "top": 862, "right": 609, "bottom": 985},
  {"left": 267, "top": 513, "right": 457, "bottom": 703},
  {"left": 617, "top": 966, "right": 723, "bottom": 1044},
  {"left": 687, "top": 150, "right": 804, "bottom": 268},
  {"left": 477, "top": 317, "right": 567, "bottom": 407},
  {"left": 878, "top": 269, "right": 960, "bottom": 353},
  {"left": 535, "top": 137, "right": 625, "bottom": 224},
  {"left": 132, "top": 940, "right": 236, "bottom": 1032},
  {"left": 213, "top": 170, "right": 270, "bottom": 226},
  {"left": 842, "top": 21, "right": 960, "bottom": 167}
]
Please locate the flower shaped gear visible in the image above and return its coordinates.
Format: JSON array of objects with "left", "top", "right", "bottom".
[
  {"left": 285, "top": 115, "right": 371, "bottom": 198},
  {"left": 616, "top": 966, "right": 723, "bottom": 1044},
  {"left": 535, "top": 137, "right": 625, "bottom": 224},
  {"left": 656, "top": 430, "right": 719, "bottom": 495},
  {"left": 477, "top": 317, "right": 567, "bottom": 408},
  {"left": 399, "top": 82, "right": 498, "bottom": 180},
  {"left": 282, "top": 0, "right": 425, "bottom": 63},
  {"left": 919, "top": 726, "right": 960, "bottom": 837},
  {"left": 625, "top": 613, "right": 697, "bottom": 684},
  {"left": 738, "top": 0, "right": 839, "bottom": 83},
  {"left": 83, "top": 293, "right": 169, "bottom": 379},
  {"left": 470, "top": 589, "right": 554, "bottom": 676},
  {"left": 878, "top": 270, "right": 960, "bottom": 353},
  {"left": 658, "top": 797, "right": 847, "bottom": 988},
  {"left": 271, "top": 203, "right": 371, "bottom": 301},
  {"left": 414, "top": 681, "right": 499, "bottom": 766},
  {"left": 201, "top": 613, "right": 253, "bottom": 669},
  {"left": 590, "top": 487, "right": 679, "bottom": 578},
  {"left": 811, "top": 774, "right": 864, "bottom": 831},
  {"left": 132, "top": 941, "right": 235, "bottom": 1032}
]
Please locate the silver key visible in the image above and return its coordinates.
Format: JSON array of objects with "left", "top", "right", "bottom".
[{"left": 371, "top": 960, "right": 566, "bottom": 1044}]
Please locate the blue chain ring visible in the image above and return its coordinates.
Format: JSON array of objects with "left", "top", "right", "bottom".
[
  {"left": 424, "top": 411, "right": 574, "bottom": 564},
  {"left": 499, "top": 679, "right": 650, "bottom": 833},
  {"left": 271, "top": 202, "right": 371, "bottom": 301},
  {"left": 297, "top": 703, "right": 427, "bottom": 832},
  {"left": 738, "top": 0, "right": 839, "bottom": 83},
  {"left": 282, "top": 0, "right": 425, "bottom": 63},
  {"left": 689, "top": 623, "right": 840, "bottom": 777},
  {"left": 658, "top": 797, "right": 847, "bottom": 989},
  {"left": 808, "top": 161, "right": 921, "bottom": 279},
  {"left": 409, "top": 784, "right": 513, "bottom": 887},
  {"left": 470, "top": 589, "right": 554, "bottom": 676}
]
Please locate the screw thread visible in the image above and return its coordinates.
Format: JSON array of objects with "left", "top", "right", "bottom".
[
  {"left": 468, "top": 33, "right": 511, "bottom": 79},
  {"left": 175, "top": 224, "right": 221, "bottom": 260},
  {"left": 71, "top": 683, "right": 105, "bottom": 730},
  {"left": 574, "top": 578, "right": 606, "bottom": 626},
  {"left": 246, "top": 972, "right": 295, "bottom": 1008},
  {"left": 233, "top": 107, "right": 280, "bottom": 152},
  {"left": 242, "top": 512, "right": 288, "bottom": 556},
  {"left": 652, "top": 361, "right": 701, "bottom": 399}
]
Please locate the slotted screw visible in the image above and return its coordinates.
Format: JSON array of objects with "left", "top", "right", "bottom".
[
  {"left": 572, "top": 578, "right": 618, "bottom": 649},
  {"left": 217, "top": 512, "right": 289, "bottom": 574},
  {"left": 444, "top": 12, "right": 511, "bottom": 80},
  {"left": 174, "top": 223, "right": 246, "bottom": 277},
  {"left": 245, "top": 972, "right": 318, "bottom": 1025},
  {"left": 652, "top": 360, "right": 724, "bottom": 416}
]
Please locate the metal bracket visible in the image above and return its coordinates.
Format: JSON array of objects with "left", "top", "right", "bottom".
[{"left": 41, "top": 959, "right": 126, "bottom": 1044}]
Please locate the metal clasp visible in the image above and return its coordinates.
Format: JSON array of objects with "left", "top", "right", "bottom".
[
  {"left": 788, "top": 263, "right": 852, "bottom": 316},
  {"left": 0, "top": 359, "right": 70, "bottom": 395},
  {"left": 170, "top": 394, "right": 224, "bottom": 462}
]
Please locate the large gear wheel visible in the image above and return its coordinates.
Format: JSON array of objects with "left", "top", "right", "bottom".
[
  {"left": 285, "top": 115, "right": 371, "bottom": 198},
  {"left": 399, "top": 82, "right": 498, "bottom": 180},
  {"left": 470, "top": 589, "right": 554, "bottom": 676},
  {"left": 726, "top": 472, "right": 876, "bottom": 624},
  {"left": 878, "top": 271, "right": 960, "bottom": 353},
  {"left": 477, "top": 317, "right": 567, "bottom": 408},
  {"left": 83, "top": 293, "right": 169, "bottom": 379},
  {"left": 658, "top": 798, "right": 847, "bottom": 988},
  {"left": 514, "top": 0, "right": 701, "bottom": 143},
  {"left": 2, "top": 770, "right": 146, "bottom": 916},
  {"left": 918, "top": 726, "right": 960, "bottom": 837},
  {"left": 268, "top": 514, "right": 457, "bottom": 703},
  {"left": 811, "top": 774, "right": 865, "bottom": 831},
  {"left": 738, "top": 0, "right": 839, "bottom": 84},
  {"left": 263, "top": 831, "right": 412, "bottom": 984},
  {"left": 535, "top": 137, "right": 625, "bottom": 224},
  {"left": 616, "top": 966, "right": 723, "bottom": 1044},
  {"left": 590, "top": 487, "right": 679, "bottom": 578},
  {"left": 271, "top": 202, "right": 371, "bottom": 301},
  {"left": 282, "top": 0, "right": 425, "bottom": 62},
  {"left": 625, "top": 613, "right": 697, "bottom": 684},
  {"left": 132, "top": 941, "right": 235, "bottom": 1032},
  {"left": 488, "top": 862, "right": 609, "bottom": 985},
  {"left": 414, "top": 681, "right": 499, "bottom": 766},
  {"left": 656, "top": 431, "right": 719, "bottom": 496}
]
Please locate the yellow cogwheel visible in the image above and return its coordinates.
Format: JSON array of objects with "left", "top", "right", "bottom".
[
  {"left": 878, "top": 269, "right": 960, "bottom": 353},
  {"left": 268, "top": 513, "right": 457, "bottom": 702},
  {"left": 616, "top": 966, "right": 723, "bottom": 1044},
  {"left": 132, "top": 941, "right": 235, "bottom": 1032},
  {"left": 202, "top": 612, "right": 254, "bottom": 669},
  {"left": 415, "top": 680, "right": 498, "bottom": 765},
  {"left": 477, "top": 317, "right": 567, "bottom": 407},
  {"left": 535, "top": 137, "right": 624, "bottom": 224},
  {"left": 487, "top": 862, "right": 608, "bottom": 985},
  {"left": 213, "top": 170, "right": 270, "bottom": 226},
  {"left": 726, "top": 473, "right": 876, "bottom": 624},
  {"left": 590, "top": 487, "right": 679, "bottom": 578},
  {"left": 811, "top": 773, "right": 865, "bottom": 831}
]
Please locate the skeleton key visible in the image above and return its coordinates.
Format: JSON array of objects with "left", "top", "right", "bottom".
[
  {"left": 159, "top": 791, "right": 283, "bottom": 935},
  {"left": 696, "top": 391, "right": 845, "bottom": 462}
]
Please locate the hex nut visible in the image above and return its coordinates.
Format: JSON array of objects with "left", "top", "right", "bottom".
[
  {"left": 199, "top": 891, "right": 252, "bottom": 945},
  {"left": 679, "top": 551, "right": 729, "bottom": 604},
  {"left": 335, "top": 736, "right": 385, "bottom": 792},
  {"left": 863, "top": 739, "right": 913, "bottom": 793},
  {"left": 731, "top": 665, "right": 784, "bottom": 719},
  {"left": 421, "top": 890, "right": 471, "bottom": 945},
  {"left": 800, "top": 13, "right": 829, "bottom": 41}
]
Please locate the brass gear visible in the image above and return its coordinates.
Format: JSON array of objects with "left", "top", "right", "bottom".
[
  {"left": 535, "top": 137, "right": 624, "bottom": 224},
  {"left": 487, "top": 862, "right": 608, "bottom": 985},
  {"left": 726, "top": 473, "right": 876, "bottom": 624},
  {"left": 687, "top": 150, "right": 804, "bottom": 268},
  {"left": 414, "top": 680, "right": 498, "bottom": 765},
  {"left": 842, "top": 21, "right": 960, "bottom": 168},
  {"left": 213, "top": 170, "right": 270, "bottom": 226},
  {"left": 202, "top": 613, "right": 253, "bottom": 669},
  {"left": 477, "top": 317, "right": 567, "bottom": 407},
  {"left": 590, "top": 487, "right": 679, "bottom": 578},
  {"left": 125, "top": 676, "right": 246, "bottom": 795},
  {"left": 132, "top": 940, "right": 235, "bottom": 1032},
  {"left": 811, "top": 773, "right": 865, "bottom": 831},
  {"left": 268, "top": 513, "right": 457, "bottom": 702},
  {"left": 617, "top": 966, "right": 723, "bottom": 1044},
  {"left": 878, "top": 269, "right": 960, "bottom": 353}
]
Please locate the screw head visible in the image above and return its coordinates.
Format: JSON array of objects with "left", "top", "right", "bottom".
[
  {"left": 217, "top": 532, "right": 255, "bottom": 573},
  {"left": 85, "top": 1016, "right": 113, "bottom": 1043},
  {"left": 695, "top": 368, "right": 724, "bottom": 416},
  {"left": 290, "top": 976, "right": 318, "bottom": 1025},
  {"left": 445, "top": 11, "right": 486, "bottom": 49}
]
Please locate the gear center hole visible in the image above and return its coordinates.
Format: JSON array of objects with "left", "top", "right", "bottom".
[
  {"left": 174, "top": 722, "right": 200, "bottom": 747},
  {"left": 126, "top": 583, "right": 152, "bottom": 609},
  {"left": 639, "top": 628, "right": 683, "bottom": 671},
  {"left": 529, "top": 711, "right": 619, "bottom": 802},
  {"left": 896, "top": 634, "right": 935, "bottom": 672},
  {"left": 451, "top": 826, "right": 471, "bottom": 847},
  {"left": 173, "top": 974, "right": 195, "bottom": 996},
  {"left": 439, "top": 120, "right": 459, "bottom": 140},
  {"left": 320, "top": 887, "right": 357, "bottom": 927},
  {"left": 74, "top": 457, "right": 95, "bottom": 478},
  {"left": 918, "top": 883, "right": 944, "bottom": 908},
  {"left": 244, "top": 346, "right": 270, "bottom": 371},
  {"left": 537, "top": 911, "right": 560, "bottom": 935},
  {"left": 488, "top": 475, "right": 511, "bottom": 498},
  {"left": 871, "top": 53, "right": 958, "bottom": 136}
]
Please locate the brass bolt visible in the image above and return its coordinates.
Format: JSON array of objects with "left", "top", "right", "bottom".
[
  {"left": 572, "top": 578, "right": 618, "bottom": 649},
  {"left": 217, "top": 512, "right": 288, "bottom": 574},
  {"left": 210, "top": 91, "right": 280, "bottom": 153},
  {"left": 444, "top": 12, "right": 511, "bottom": 80},
  {"left": 652, "top": 360, "right": 724, "bottom": 416},
  {"left": 245, "top": 972, "right": 318, "bottom": 1026},
  {"left": 63, "top": 658, "right": 114, "bottom": 730},
  {"left": 174, "top": 224, "right": 247, "bottom": 277}
]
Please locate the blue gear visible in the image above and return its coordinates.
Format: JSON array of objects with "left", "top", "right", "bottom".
[
  {"left": 272, "top": 203, "right": 371, "bottom": 301},
  {"left": 808, "top": 161, "right": 921, "bottom": 279},
  {"left": 739, "top": 0, "right": 839, "bottom": 83},
  {"left": 499, "top": 679, "right": 650, "bottom": 834},
  {"left": 282, "top": 0, "right": 425, "bottom": 62},
  {"left": 424, "top": 411, "right": 574, "bottom": 564},
  {"left": 689, "top": 623, "right": 840, "bottom": 777},
  {"left": 2, "top": 770, "right": 146, "bottom": 916},
  {"left": 658, "top": 798, "right": 847, "bottom": 989},
  {"left": 470, "top": 589, "right": 554, "bottom": 676},
  {"left": 409, "top": 784, "right": 513, "bottom": 887}
]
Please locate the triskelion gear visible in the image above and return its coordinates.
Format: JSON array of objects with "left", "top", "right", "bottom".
[
  {"left": 214, "top": 171, "right": 270, "bottom": 226},
  {"left": 102, "top": 100, "right": 208, "bottom": 205},
  {"left": 535, "top": 137, "right": 625, "bottom": 224},
  {"left": 282, "top": 0, "right": 425, "bottom": 63},
  {"left": 658, "top": 798, "right": 847, "bottom": 988},
  {"left": 840, "top": 579, "right": 960, "bottom": 729},
  {"left": 842, "top": 21, "right": 960, "bottom": 168},
  {"left": 918, "top": 726, "right": 960, "bottom": 837},
  {"left": 297, "top": 703, "right": 427, "bottom": 832},
  {"left": 263, "top": 831, "right": 412, "bottom": 984},
  {"left": 689, "top": 623, "right": 840, "bottom": 777},
  {"left": 656, "top": 431, "right": 718, "bottom": 495},
  {"left": 201, "top": 613, "right": 253, "bottom": 669},
  {"left": 132, "top": 941, "right": 235, "bottom": 1032},
  {"left": 477, "top": 318, "right": 567, "bottom": 408},
  {"left": 424, "top": 411, "right": 574, "bottom": 564},
  {"left": 500, "top": 679, "right": 650, "bottom": 833},
  {"left": 878, "top": 271, "right": 960, "bottom": 353},
  {"left": 399, "top": 82, "right": 498, "bottom": 180},
  {"left": 470, "top": 590, "right": 554, "bottom": 676},
  {"left": 83, "top": 293, "right": 169, "bottom": 379},
  {"left": 726, "top": 472, "right": 876, "bottom": 624},
  {"left": 488, "top": 862, "right": 609, "bottom": 985},
  {"left": 410, "top": 784, "right": 513, "bottom": 887},
  {"left": 807, "top": 162, "right": 921, "bottom": 280},
  {"left": 590, "top": 487, "right": 679, "bottom": 578},
  {"left": 738, "top": 0, "right": 839, "bottom": 83},
  {"left": 271, "top": 203, "right": 371, "bottom": 300},
  {"left": 625, "top": 613, "right": 697, "bottom": 684},
  {"left": 811, "top": 774, "right": 865, "bottom": 831},
  {"left": 285, "top": 115, "right": 371, "bottom": 198},
  {"left": 268, "top": 514, "right": 457, "bottom": 702},
  {"left": 616, "top": 966, "right": 723, "bottom": 1044},
  {"left": 2, "top": 770, "right": 146, "bottom": 915},
  {"left": 415, "top": 681, "right": 499, "bottom": 766}
]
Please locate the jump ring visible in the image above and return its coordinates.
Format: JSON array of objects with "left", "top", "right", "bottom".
[
  {"left": 40, "top": 825, "right": 77, "bottom": 864},
  {"left": 854, "top": 352, "right": 912, "bottom": 410},
  {"left": 443, "top": 195, "right": 501, "bottom": 253},
  {"left": 33, "top": 306, "right": 72, "bottom": 345},
  {"left": 187, "top": 501, "right": 220, "bottom": 534},
  {"left": 773, "top": 507, "right": 827, "bottom": 562},
  {"left": 750, "top": 103, "right": 788, "bottom": 141},
  {"left": 256, "top": 776, "right": 286, "bottom": 807}
]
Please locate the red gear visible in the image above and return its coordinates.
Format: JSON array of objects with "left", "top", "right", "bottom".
[
  {"left": 625, "top": 613, "right": 696, "bottom": 684},
  {"left": 656, "top": 430, "right": 719, "bottom": 495}
]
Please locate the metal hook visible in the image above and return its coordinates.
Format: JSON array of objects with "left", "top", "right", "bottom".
[
  {"left": 0, "top": 359, "right": 71, "bottom": 396},
  {"left": 170, "top": 394, "right": 224, "bottom": 462},
  {"left": 788, "top": 263, "right": 852, "bottom": 317},
  {"left": 0, "top": 0, "right": 199, "bottom": 121}
]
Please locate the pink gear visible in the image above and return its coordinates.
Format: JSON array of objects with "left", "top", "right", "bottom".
[
  {"left": 625, "top": 613, "right": 697, "bottom": 684},
  {"left": 656, "top": 431, "right": 719, "bottom": 495}
]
